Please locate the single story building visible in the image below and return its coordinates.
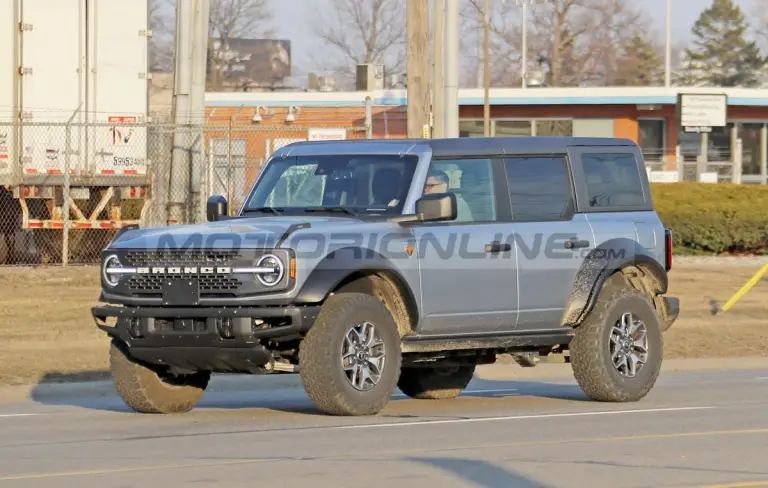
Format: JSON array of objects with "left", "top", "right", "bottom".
[{"left": 203, "top": 86, "right": 768, "bottom": 195}]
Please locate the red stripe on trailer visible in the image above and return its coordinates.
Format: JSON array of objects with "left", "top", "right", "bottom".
[
  {"left": 123, "top": 170, "right": 138, "bottom": 175},
  {"left": 100, "top": 170, "right": 116, "bottom": 174},
  {"left": 47, "top": 169, "right": 62, "bottom": 174},
  {"left": 26, "top": 221, "right": 43, "bottom": 228},
  {"left": 25, "top": 169, "right": 39, "bottom": 174}
]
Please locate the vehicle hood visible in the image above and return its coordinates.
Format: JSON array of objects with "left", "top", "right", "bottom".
[{"left": 106, "top": 216, "right": 396, "bottom": 250}]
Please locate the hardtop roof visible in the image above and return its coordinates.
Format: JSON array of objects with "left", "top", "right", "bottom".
[{"left": 273, "top": 136, "right": 638, "bottom": 159}]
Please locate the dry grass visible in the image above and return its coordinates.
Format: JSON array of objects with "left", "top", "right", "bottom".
[{"left": 1, "top": 262, "right": 767, "bottom": 386}]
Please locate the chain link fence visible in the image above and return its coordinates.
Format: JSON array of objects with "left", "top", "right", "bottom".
[{"left": 0, "top": 121, "right": 365, "bottom": 266}]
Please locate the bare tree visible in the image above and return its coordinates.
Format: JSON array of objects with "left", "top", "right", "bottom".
[
  {"left": 310, "top": 0, "right": 407, "bottom": 87},
  {"left": 208, "top": 0, "right": 275, "bottom": 90},
  {"left": 464, "top": 0, "right": 653, "bottom": 87}
]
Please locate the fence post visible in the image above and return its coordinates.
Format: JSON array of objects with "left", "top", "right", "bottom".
[
  {"left": 733, "top": 138, "right": 743, "bottom": 184},
  {"left": 62, "top": 106, "right": 81, "bottom": 266},
  {"left": 227, "top": 116, "right": 233, "bottom": 214},
  {"left": 675, "top": 145, "right": 683, "bottom": 181}
]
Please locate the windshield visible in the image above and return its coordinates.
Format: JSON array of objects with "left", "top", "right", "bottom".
[{"left": 244, "top": 154, "right": 419, "bottom": 215}]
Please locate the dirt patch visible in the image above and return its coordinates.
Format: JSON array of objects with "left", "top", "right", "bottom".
[{"left": 1, "top": 262, "right": 767, "bottom": 386}]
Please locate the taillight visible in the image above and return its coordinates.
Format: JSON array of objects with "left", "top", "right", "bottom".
[{"left": 664, "top": 228, "right": 672, "bottom": 271}]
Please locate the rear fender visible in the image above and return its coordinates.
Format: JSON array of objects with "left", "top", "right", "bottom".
[{"left": 562, "top": 238, "right": 668, "bottom": 327}]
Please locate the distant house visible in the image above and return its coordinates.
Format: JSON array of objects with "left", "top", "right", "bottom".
[{"left": 208, "top": 38, "right": 292, "bottom": 91}]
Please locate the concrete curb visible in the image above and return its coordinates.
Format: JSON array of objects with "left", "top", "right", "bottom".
[{"left": 1, "top": 356, "right": 767, "bottom": 405}]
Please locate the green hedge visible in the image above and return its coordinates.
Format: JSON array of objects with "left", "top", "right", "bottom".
[{"left": 650, "top": 182, "right": 768, "bottom": 255}]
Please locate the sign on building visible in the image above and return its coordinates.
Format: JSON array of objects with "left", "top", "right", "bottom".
[
  {"left": 677, "top": 93, "right": 728, "bottom": 133},
  {"left": 308, "top": 128, "right": 347, "bottom": 141}
]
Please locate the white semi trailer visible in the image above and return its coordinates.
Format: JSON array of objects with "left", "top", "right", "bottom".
[{"left": 0, "top": 0, "right": 151, "bottom": 263}]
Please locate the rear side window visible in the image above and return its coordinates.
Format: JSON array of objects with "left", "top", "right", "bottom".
[
  {"left": 581, "top": 153, "right": 645, "bottom": 208},
  {"left": 504, "top": 156, "right": 572, "bottom": 221}
]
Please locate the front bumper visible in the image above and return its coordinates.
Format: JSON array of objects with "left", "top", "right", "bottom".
[
  {"left": 92, "top": 305, "right": 319, "bottom": 373},
  {"left": 656, "top": 296, "right": 680, "bottom": 332}
]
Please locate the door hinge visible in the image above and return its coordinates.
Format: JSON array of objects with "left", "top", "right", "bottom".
[
  {"left": 18, "top": 22, "right": 33, "bottom": 32},
  {"left": 18, "top": 67, "right": 33, "bottom": 76},
  {"left": 139, "top": 29, "right": 153, "bottom": 37}
]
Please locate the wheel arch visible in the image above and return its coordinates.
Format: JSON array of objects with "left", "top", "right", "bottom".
[
  {"left": 293, "top": 246, "right": 419, "bottom": 336},
  {"left": 562, "top": 238, "right": 668, "bottom": 328}
]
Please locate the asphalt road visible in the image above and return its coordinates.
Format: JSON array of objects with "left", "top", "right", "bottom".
[{"left": 1, "top": 366, "right": 767, "bottom": 488}]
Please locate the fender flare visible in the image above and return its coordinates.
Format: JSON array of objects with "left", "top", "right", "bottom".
[
  {"left": 561, "top": 238, "right": 668, "bottom": 327},
  {"left": 293, "top": 246, "right": 419, "bottom": 313}
]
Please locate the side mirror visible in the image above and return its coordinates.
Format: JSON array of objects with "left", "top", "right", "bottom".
[
  {"left": 207, "top": 195, "right": 228, "bottom": 222},
  {"left": 415, "top": 193, "right": 457, "bottom": 222}
]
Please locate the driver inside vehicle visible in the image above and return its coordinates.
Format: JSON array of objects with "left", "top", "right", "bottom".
[{"left": 424, "top": 169, "right": 473, "bottom": 221}]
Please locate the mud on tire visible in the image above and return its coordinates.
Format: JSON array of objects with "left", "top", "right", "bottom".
[
  {"left": 398, "top": 365, "right": 476, "bottom": 400},
  {"left": 299, "top": 293, "right": 402, "bottom": 416},
  {"left": 109, "top": 339, "right": 210, "bottom": 414},
  {"left": 569, "top": 272, "right": 663, "bottom": 403}
]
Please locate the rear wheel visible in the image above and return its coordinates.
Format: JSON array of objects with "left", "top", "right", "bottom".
[
  {"left": 109, "top": 340, "right": 210, "bottom": 414},
  {"left": 569, "top": 273, "right": 663, "bottom": 403},
  {"left": 397, "top": 365, "right": 476, "bottom": 400},
  {"left": 299, "top": 293, "right": 402, "bottom": 416}
]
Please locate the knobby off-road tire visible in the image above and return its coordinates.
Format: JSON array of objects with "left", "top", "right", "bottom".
[
  {"left": 299, "top": 293, "right": 402, "bottom": 416},
  {"left": 569, "top": 273, "right": 663, "bottom": 403},
  {"left": 397, "top": 365, "right": 476, "bottom": 400},
  {"left": 109, "top": 339, "right": 210, "bottom": 414}
]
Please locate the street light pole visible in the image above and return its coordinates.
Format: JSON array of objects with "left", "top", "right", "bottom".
[
  {"left": 483, "top": 0, "right": 491, "bottom": 137},
  {"left": 665, "top": 0, "right": 672, "bottom": 87},
  {"left": 521, "top": 0, "right": 527, "bottom": 88},
  {"left": 444, "top": 0, "right": 459, "bottom": 138}
]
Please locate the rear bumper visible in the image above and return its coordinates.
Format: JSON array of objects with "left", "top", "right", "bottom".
[
  {"left": 92, "top": 304, "right": 319, "bottom": 373},
  {"left": 657, "top": 296, "right": 679, "bottom": 332}
]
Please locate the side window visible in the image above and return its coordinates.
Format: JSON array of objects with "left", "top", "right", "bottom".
[
  {"left": 504, "top": 156, "right": 572, "bottom": 221},
  {"left": 581, "top": 153, "right": 646, "bottom": 208},
  {"left": 424, "top": 158, "right": 496, "bottom": 222}
]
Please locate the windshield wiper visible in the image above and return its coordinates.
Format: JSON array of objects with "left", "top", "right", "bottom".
[
  {"left": 242, "top": 207, "right": 283, "bottom": 215},
  {"left": 303, "top": 206, "right": 357, "bottom": 217}
]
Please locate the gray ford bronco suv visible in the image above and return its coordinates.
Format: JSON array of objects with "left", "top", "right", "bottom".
[{"left": 92, "top": 136, "right": 679, "bottom": 416}]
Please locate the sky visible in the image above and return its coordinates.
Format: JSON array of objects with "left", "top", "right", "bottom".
[{"left": 269, "top": 0, "right": 761, "bottom": 79}]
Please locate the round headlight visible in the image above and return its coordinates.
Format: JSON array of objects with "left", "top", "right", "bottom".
[
  {"left": 256, "top": 254, "right": 284, "bottom": 287},
  {"left": 103, "top": 254, "right": 122, "bottom": 287}
]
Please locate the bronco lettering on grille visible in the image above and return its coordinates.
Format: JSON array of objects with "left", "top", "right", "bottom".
[{"left": 135, "top": 267, "right": 232, "bottom": 275}]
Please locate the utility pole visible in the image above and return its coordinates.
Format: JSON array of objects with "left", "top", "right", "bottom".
[
  {"left": 407, "top": 0, "right": 430, "bottom": 138},
  {"left": 483, "top": 0, "right": 491, "bottom": 137},
  {"left": 665, "top": 0, "right": 672, "bottom": 87},
  {"left": 433, "top": 0, "right": 445, "bottom": 139},
  {"left": 444, "top": 0, "right": 460, "bottom": 138},
  {"left": 170, "top": 0, "right": 210, "bottom": 225}
]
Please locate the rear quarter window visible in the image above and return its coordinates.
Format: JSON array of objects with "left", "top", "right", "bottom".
[{"left": 581, "top": 153, "right": 646, "bottom": 208}]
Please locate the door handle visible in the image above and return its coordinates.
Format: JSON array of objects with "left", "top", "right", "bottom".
[
  {"left": 564, "top": 238, "right": 590, "bottom": 249},
  {"left": 485, "top": 241, "right": 511, "bottom": 253}
]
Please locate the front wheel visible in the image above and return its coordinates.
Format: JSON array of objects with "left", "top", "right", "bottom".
[
  {"left": 299, "top": 293, "right": 402, "bottom": 416},
  {"left": 109, "top": 340, "right": 210, "bottom": 414},
  {"left": 569, "top": 273, "right": 663, "bottom": 403}
]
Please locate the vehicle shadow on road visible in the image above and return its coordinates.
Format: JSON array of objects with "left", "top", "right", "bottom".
[
  {"left": 408, "top": 457, "right": 555, "bottom": 488},
  {"left": 27, "top": 372, "right": 594, "bottom": 417}
]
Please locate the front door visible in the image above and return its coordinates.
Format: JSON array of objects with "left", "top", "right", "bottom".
[{"left": 412, "top": 157, "right": 519, "bottom": 336}]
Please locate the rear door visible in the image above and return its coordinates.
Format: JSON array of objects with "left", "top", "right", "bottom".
[{"left": 504, "top": 154, "right": 595, "bottom": 332}]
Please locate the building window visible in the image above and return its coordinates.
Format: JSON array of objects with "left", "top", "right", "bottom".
[
  {"left": 495, "top": 120, "right": 532, "bottom": 137},
  {"left": 459, "top": 120, "right": 485, "bottom": 137},
  {"left": 638, "top": 119, "right": 665, "bottom": 161},
  {"left": 534, "top": 120, "right": 573, "bottom": 137}
]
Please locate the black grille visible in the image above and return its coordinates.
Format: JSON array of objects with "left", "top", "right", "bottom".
[
  {"left": 123, "top": 250, "right": 241, "bottom": 267},
  {"left": 121, "top": 250, "right": 245, "bottom": 296},
  {"left": 126, "top": 275, "right": 242, "bottom": 294}
]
